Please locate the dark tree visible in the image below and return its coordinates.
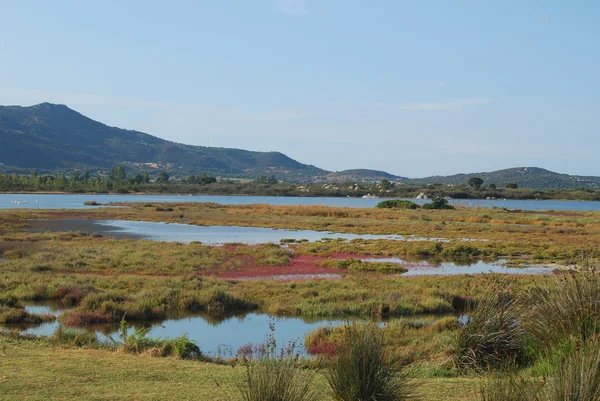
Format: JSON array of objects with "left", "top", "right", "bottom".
[
  {"left": 380, "top": 179, "right": 392, "bottom": 190},
  {"left": 156, "top": 171, "right": 169, "bottom": 183},
  {"left": 468, "top": 177, "right": 484, "bottom": 190},
  {"left": 109, "top": 165, "right": 127, "bottom": 181}
]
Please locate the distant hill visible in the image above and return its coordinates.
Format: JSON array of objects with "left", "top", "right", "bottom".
[
  {"left": 0, "top": 103, "right": 325, "bottom": 179},
  {"left": 407, "top": 167, "right": 600, "bottom": 190},
  {"left": 1, "top": 103, "right": 599, "bottom": 190},
  {"left": 321, "top": 169, "right": 405, "bottom": 183}
]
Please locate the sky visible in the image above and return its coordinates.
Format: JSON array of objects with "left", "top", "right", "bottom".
[{"left": 0, "top": 0, "right": 599, "bottom": 177}]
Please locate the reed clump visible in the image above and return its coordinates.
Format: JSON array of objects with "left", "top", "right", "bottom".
[
  {"left": 224, "top": 324, "right": 322, "bottom": 401},
  {"left": 325, "top": 323, "right": 414, "bottom": 401},
  {"left": 452, "top": 281, "right": 531, "bottom": 373}
]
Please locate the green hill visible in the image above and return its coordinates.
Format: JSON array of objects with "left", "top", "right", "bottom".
[
  {"left": 323, "top": 169, "right": 404, "bottom": 182},
  {"left": 0, "top": 103, "right": 325, "bottom": 179},
  {"left": 407, "top": 167, "right": 600, "bottom": 190}
]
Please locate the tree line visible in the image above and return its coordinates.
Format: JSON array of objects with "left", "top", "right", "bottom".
[{"left": 0, "top": 166, "right": 217, "bottom": 193}]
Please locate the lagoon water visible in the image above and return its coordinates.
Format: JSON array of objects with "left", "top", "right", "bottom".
[
  {"left": 2, "top": 193, "right": 600, "bottom": 211},
  {"left": 27, "top": 219, "right": 468, "bottom": 244}
]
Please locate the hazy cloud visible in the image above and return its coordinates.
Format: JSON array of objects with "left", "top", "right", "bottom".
[
  {"left": 377, "top": 98, "right": 492, "bottom": 111},
  {"left": 275, "top": 0, "right": 308, "bottom": 16}
]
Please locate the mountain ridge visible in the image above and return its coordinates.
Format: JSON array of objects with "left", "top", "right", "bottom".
[
  {"left": 1, "top": 103, "right": 599, "bottom": 190},
  {"left": 0, "top": 103, "right": 325, "bottom": 179}
]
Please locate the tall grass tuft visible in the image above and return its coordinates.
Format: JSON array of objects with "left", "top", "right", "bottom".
[
  {"left": 453, "top": 281, "right": 529, "bottom": 373},
  {"left": 108, "top": 316, "right": 155, "bottom": 354},
  {"left": 527, "top": 272, "right": 600, "bottom": 346},
  {"left": 225, "top": 323, "right": 321, "bottom": 401},
  {"left": 325, "top": 323, "right": 413, "bottom": 401},
  {"left": 537, "top": 338, "right": 600, "bottom": 401}
]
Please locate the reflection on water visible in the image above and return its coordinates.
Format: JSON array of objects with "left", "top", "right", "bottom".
[
  {"left": 361, "top": 257, "right": 553, "bottom": 276},
  {"left": 26, "top": 219, "right": 470, "bottom": 244},
  {"left": 8, "top": 305, "right": 351, "bottom": 357},
  {"left": 3, "top": 304, "right": 457, "bottom": 357}
]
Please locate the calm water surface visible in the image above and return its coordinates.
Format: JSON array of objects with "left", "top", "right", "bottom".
[
  {"left": 6, "top": 304, "right": 462, "bottom": 357},
  {"left": 362, "top": 257, "right": 552, "bottom": 276},
  {"left": 11, "top": 304, "right": 350, "bottom": 357},
  {"left": 2, "top": 193, "right": 600, "bottom": 211},
  {"left": 27, "top": 219, "right": 474, "bottom": 244}
]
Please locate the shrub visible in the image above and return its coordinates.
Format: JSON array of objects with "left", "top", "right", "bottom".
[
  {"left": 206, "top": 290, "right": 258, "bottom": 316},
  {"left": 325, "top": 323, "right": 413, "bottom": 401},
  {"left": 422, "top": 196, "right": 455, "bottom": 210},
  {"left": 160, "top": 334, "right": 203, "bottom": 359},
  {"left": 376, "top": 200, "right": 419, "bottom": 210}
]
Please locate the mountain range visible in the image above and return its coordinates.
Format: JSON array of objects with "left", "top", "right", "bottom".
[{"left": 1, "top": 103, "right": 599, "bottom": 190}]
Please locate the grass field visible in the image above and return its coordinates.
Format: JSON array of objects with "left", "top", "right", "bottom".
[{"left": 0, "top": 334, "right": 480, "bottom": 401}]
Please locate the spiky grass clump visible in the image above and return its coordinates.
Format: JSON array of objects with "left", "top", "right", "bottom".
[
  {"left": 453, "top": 281, "right": 530, "bottom": 373},
  {"left": 537, "top": 338, "right": 600, "bottom": 401},
  {"left": 527, "top": 272, "right": 600, "bottom": 345},
  {"left": 226, "top": 324, "right": 321, "bottom": 401},
  {"left": 325, "top": 323, "right": 413, "bottom": 401}
]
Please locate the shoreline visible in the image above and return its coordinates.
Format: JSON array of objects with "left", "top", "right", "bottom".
[{"left": 0, "top": 191, "right": 598, "bottom": 203}]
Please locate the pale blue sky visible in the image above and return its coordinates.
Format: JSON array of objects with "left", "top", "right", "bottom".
[{"left": 1, "top": 1, "right": 598, "bottom": 177}]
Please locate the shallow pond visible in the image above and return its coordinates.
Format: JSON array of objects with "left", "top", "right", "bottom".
[
  {"left": 2, "top": 193, "right": 600, "bottom": 211},
  {"left": 362, "top": 257, "right": 553, "bottom": 276},
  {"left": 7, "top": 304, "right": 367, "bottom": 357},
  {"left": 26, "top": 219, "right": 470, "bottom": 244}
]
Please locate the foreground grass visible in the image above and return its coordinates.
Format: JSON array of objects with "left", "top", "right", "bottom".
[{"left": 0, "top": 335, "right": 480, "bottom": 401}]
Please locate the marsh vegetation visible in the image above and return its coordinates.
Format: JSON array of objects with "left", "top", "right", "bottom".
[{"left": 1, "top": 202, "right": 600, "bottom": 400}]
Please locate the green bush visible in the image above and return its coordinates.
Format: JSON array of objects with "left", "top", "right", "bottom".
[
  {"left": 376, "top": 200, "right": 419, "bottom": 210},
  {"left": 422, "top": 196, "right": 455, "bottom": 210}
]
